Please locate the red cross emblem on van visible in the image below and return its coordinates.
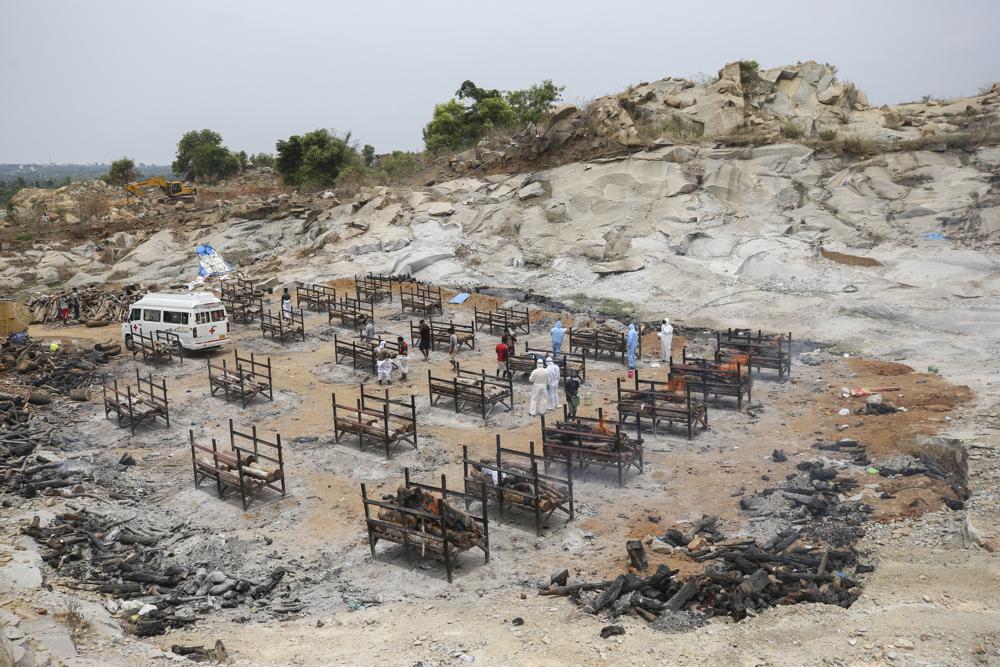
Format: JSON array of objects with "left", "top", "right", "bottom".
[{"left": 209, "top": 326, "right": 216, "bottom": 335}]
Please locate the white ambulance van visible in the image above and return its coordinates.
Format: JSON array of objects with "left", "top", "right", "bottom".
[{"left": 122, "top": 292, "right": 229, "bottom": 352}]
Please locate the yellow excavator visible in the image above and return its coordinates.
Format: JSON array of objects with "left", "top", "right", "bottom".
[{"left": 125, "top": 177, "right": 197, "bottom": 203}]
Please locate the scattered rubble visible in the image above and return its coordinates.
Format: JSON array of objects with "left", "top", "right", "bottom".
[{"left": 21, "top": 509, "right": 293, "bottom": 637}]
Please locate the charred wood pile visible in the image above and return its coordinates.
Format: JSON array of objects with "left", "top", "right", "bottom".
[
  {"left": 19, "top": 510, "right": 292, "bottom": 637},
  {"left": 2, "top": 335, "right": 119, "bottom": 397},
  {"left": 541, "top": 535, "right": 868, "bottom": 626},
  {"left": 361, "top": 471, "right": 489, "bottom": 583},
  {"left": 739, "top": 460, "right": 871, "bottom": 547},
  {"left": 0, "top": 395, "right": 80, "bottom": 498},
  {"left": 543, "top": 510, "right": 873, "bottom": 626},
  {"left": 26, "top": 284, "right": 147, "bottom": 326}
]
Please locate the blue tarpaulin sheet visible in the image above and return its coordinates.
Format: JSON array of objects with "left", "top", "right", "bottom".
[
  {"left": 450, "top": 292, "right": 470, "bottom": 304},
  {"left": 196, "top": 244, "right": 232, "bottom": 277}
]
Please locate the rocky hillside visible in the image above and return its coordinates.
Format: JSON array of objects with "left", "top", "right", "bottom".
[
  {"left": 3, "top": 61, "right": 999, "bottom": 375},
  {"left": 452, "top": 61, "right": 1000, "bottom": 172}
]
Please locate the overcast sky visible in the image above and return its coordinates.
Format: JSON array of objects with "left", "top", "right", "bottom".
[{"left": 1, "top": 0, "right": 997, "bottom": 164}]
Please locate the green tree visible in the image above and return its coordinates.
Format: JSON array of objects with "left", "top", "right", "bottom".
[
  {"left": 236, "top": 150, "right": 248, "bottom": 170},
  {"left": 249, "top": 152, "right": 276, "bottom": 168},
  {"left": 504, "top": 79, "right": 564, "bottom": 124},
  {"left": 423, "top": 99, "right": 476, "bottom": 151},
  {"left": 172, "top": 129, "right": 240, "bottom": 182},
  {"left": 105, "top": 157, "right": 136, "bottom": 186},
  {"left": 275, "top": 129, "right": 360, "bottom": 186},
  {"left": 422, "top": 79, "right": 562, "bottom": 151},
  {"left": 362, "top": 144, "right": 375, "bottom": 167}
]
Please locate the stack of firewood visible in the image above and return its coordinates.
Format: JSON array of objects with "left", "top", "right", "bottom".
[
  {"left": 378, "top": 485, "right": 484, "bottom": 550},
  {"left": 469, "top": 459, "right": 568, "bottom": 510},
  {"left": 547, "top": 420, "right": 638, "bottom": 453},
  {"left": 26, "top": 284, "right": 147, "bottom": 325}
]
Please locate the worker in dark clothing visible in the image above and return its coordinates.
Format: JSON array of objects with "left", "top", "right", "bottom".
[
  {"left": 418, "top": 319, "right": 431, "bottom": 360},
  {"left": 564, "top": 371, "right": 582, "bottom": 417},
  {"left": 70, "top": 287, "right": 81, "bottom": 321}
]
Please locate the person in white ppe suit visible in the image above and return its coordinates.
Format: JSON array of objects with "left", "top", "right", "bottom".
[
  {"left": 375, "top": 341, "right": 393, "bottom": 385},
  {"left": 545, "top": 356, "right": 561, "bottom": 410},
  {"left": 528, "top": 359, "right": 549, "bottom": 417},
  {"left": 658, "top": 318, "right": 674, "bottom": 363}
]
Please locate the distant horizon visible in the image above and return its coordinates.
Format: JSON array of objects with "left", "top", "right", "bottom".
[{"left": 2, "top": 0, "right": 997, "bottom": 164}]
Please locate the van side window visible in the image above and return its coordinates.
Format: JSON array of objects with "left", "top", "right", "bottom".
[
  {"left": 211, "top": 309, "right": 226, "bottom": 322},
  {"left": 130, "top": 308, "right": 141, "bottom": 321},
  {"left": 163, "top": 311, "right": 188, "bottom": 325},
  {"left": 143, "top": 309, "right": 161, "bottom": 322},
  {"left": 195, "top": 312, "right": 211, "bottom": 325}
]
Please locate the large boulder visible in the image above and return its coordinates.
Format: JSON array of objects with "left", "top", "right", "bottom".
[
  {"left": 517, "top": 182, "right": 545, "bottom": 200},
  {"left": 427, "top": 202, "right": 455, "bottom": 216},
  {"left": 591, "top": 100, "right": 641, "bottom": 146}
]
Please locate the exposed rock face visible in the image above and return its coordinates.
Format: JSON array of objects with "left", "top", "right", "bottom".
[{"left": 484, "top": 60, "right": 1000, "bottom": 166}]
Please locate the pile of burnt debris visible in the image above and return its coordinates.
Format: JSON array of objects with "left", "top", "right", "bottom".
[
  {"left": 20, "top": 509, "right": 296, "bottom": 637},
  {"left": 1, "top": 334, "right": 120, "bottom": 399},
  {"left": 816, "top": 436, "right": 969, "bottom": 510},
  {"left": 0, "top": 393, "right": 83, "bottom": 500},
  {"left": 741, "top": 458, "right": 872, "bottom": 547},
  {"left": 542, "top": 514, "right": 872, "bottom": 632}
]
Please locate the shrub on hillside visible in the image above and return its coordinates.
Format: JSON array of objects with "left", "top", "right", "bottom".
[{"left": 172, "top": 129, "right": 241, "bottom": 183}]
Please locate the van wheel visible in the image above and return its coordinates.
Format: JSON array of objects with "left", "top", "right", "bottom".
[{"left": 124, "top": 335, "right": 134, "bottom": 351}]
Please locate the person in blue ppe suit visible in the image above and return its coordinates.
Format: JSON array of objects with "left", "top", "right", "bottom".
[
  {"left": 551, "top": 319, "right": 567, "bottom": 357},
  {"left": 626, "top": 323, "right": 638, "bottom": 372}
]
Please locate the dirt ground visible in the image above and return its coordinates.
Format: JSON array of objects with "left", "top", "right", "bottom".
[{"left": 5, "top": 291, "right": 1000, "bottom": 666}]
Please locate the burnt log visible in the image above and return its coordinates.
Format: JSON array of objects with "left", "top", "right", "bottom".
[
  {"left": 626, "top": 540, "right": 647, "bottom": 571},
  {"left": 664, "top": 579, "right": 700, "bottom": 611},
  {"left": 586, "top": 575, "right": 625, "bottom": 614}
]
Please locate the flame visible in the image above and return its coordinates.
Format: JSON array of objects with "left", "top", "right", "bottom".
[
  {"left": 667, "top": 377, "right": 687, "bottom": 392},
  {"left": 594, "top": 417, "right": 613, "bottom": 436}
]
